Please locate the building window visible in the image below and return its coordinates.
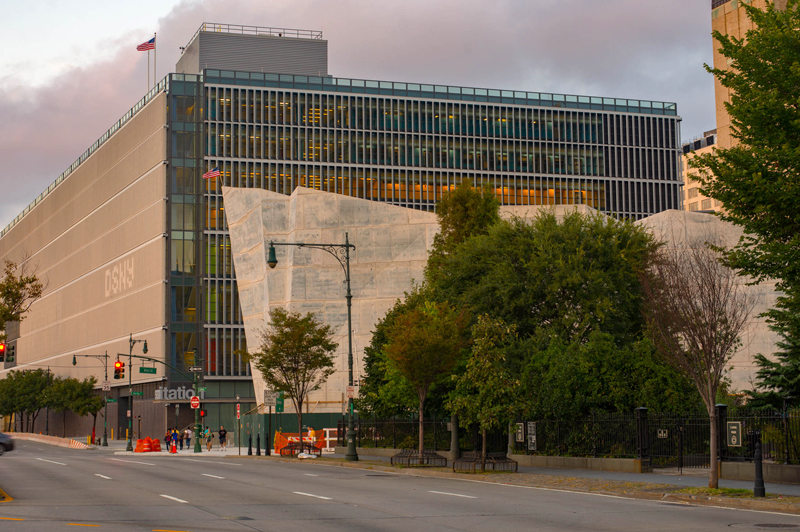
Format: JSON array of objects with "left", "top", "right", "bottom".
[
  {"left": 687, "top": 188, "right": 698, "bottom": 199},
  {"left": 702, "top": 199, "right": 712, "bottom": 210},
  {"left": 688, "top": 202, "right": 698, "bottom": 211}
]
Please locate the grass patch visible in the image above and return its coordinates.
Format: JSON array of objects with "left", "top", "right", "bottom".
[{"left": 676, "top": 487, "right": 754, "bottom": 498}]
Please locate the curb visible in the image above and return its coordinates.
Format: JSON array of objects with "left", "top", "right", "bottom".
[{"left": 229, "top": 455, "right": 800, "bottom": 515}]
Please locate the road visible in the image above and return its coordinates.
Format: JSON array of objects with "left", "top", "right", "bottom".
[{"left": 0, "top": 441, "right": 797, "bottom": 531}]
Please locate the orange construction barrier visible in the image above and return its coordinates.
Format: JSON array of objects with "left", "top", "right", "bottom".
[
  {"left": 134, "top": 439, "right": 145, "bottom": 453},
  {"left": 274, "top": 430, "right": 325, "bottom": 453},
  {"left": 152, "top": 439, "right": 162, "bottom": 452},
  {"left": 142, "top": 437, "right": 152, "bottom": 453}
]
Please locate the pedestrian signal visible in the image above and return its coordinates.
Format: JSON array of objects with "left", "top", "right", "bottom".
[{"left": 200, "top": 409, "right": 206, "bottom": 418}]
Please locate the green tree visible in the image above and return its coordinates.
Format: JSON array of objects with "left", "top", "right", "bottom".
[
  {"left": 1, "top": 369, "right": 52, "bottom": 432},
  {"left": 45, "top": 376, "right": 74, "bottom": 437},
  {"left": 71, "top": 377, "right": 104, "bottom": 443},
  {"left": 436, "top": 210, "right": 656, "bottom": 351},
  {"left": 747, "top": 322, "right": 800, "bottom": 410},
  {"left": 0, "top": 259, "right": 44, "bottom": 342},
  {"left": 425, "top": 180, "right": 500, "bottom": 285},
  {"left": 384, "top": 301, "right": 467, "bottom": 460},
  {"left": 691, "top": 1, "right": 800, "bottom": 349},
  {"left": 448, "top": 315, "right": 520, "bottom": 470},
  {"left": 250, "top": 308, "right": 337, "bottom": 450}
]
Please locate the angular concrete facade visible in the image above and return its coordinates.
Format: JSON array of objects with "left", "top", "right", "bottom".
[
  {"left": 636, "top": 210, "right": 780, "bottom": 390},
  {"left": 222, "top": 186, "right": 439, "bottom": 413}
]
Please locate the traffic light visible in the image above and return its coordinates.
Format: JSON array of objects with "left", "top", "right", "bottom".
[
  {"left": 0, "top": 343, "right": 5, "bottom": 362},
  {"left": 200, "top": 409, "right": 206, "bottom": 419},
  {"left": 119, "top": 361, "right": 125, "bottom": 380},
  {"left": 114, "top": 360, "right": 123, "bottom": 379}
]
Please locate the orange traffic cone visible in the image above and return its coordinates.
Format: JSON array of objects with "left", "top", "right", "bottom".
[{"left": 170, "top": 440, "right": 177, "bottom": 454}]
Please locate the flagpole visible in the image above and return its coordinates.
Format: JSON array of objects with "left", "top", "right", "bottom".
[
  {"left": 147, "top": 51, "right": 150, "bottom": 92},
  {"left": 153, "top": 33, "right": 157, "bottom": 91}
]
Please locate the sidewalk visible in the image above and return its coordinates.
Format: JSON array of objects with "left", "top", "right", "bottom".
[{"left": 333, "top": 450, "right": 800, "bottom": 498}]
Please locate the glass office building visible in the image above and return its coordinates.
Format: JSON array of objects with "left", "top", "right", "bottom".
[{"left": 0, "top": 24, "right": 682, "bottom": 433}]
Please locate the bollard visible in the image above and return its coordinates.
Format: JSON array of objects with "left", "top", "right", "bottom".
[
  {"left": 754, "top": 440, "right": 766, "bottom": 497},
  {"left": 248, "top": 434, "right": 252, "bottom": 456},
  {"left": 256, "top": 434, "right": 261, "bottom": 456}
]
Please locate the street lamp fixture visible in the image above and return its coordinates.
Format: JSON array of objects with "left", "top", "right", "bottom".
[
  {"left": 267, "top": 234, "right": 358, "bottom": 461},
  {"left": 73, "top": 352, "right": 110, "bottom": 446},
  {"left": 126, "top": 334, "right": 148, "bottom": 452}
]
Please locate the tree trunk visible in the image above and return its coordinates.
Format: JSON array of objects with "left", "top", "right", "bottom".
[
  {"left": 709, "top": 406, "right": 718, "bottom": 489},
  {"left": 296, "top": 399, "right": 303, "bottom": 454},
  {"left": 418, "top": 392, "right": 426, "bottom": 463},
  {"left": 481, "top": 429, "right": 487, "bottom": 472},
  {"left": 63, "top": 411, "right": 67, "bottom": 438}
]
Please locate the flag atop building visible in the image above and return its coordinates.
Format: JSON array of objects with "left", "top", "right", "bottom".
[{"left": 137, "top": 38, "right": 155, "bottom": 51}]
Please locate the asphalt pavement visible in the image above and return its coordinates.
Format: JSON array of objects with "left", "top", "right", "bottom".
[{"left": 1, "top": 440, "right": 799, "bottom": 531}]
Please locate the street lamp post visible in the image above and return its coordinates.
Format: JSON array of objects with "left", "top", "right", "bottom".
[
  {"left": 73, "top": 352, "right": 110, "bottom": 446},
  {"left": 267, "top": 233, "right": 358, "bottom": 461},
  {"left": 126, "top": 334, "right": 148, "bottom": 452}
]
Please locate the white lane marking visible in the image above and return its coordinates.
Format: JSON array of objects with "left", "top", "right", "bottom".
[
  {"left": 95, "top": 474, "right": 112, "bottom": 480},
  {"left": 304, "top": 474, "right": 319, "bottom": 477},
  {"left": 109, "top": 458, "right": 155, "bottom": 466},
  {"left": 202, "top": 474, "right": 225, "bottom": 479},
  {"left": 293, "top": 491, "right": 331, "bottom": 500},
  {"left": 429, "top": 491, "right": 477, "bottom": 499},
  {"left": 159, "top": 494, "right": 188, "bottom": 504},
  {"left": 184, "top": 459, "right": 242, "bottom": 466},
  {"left": 36, "top": 458, "right": 66, "bottom": 466}
]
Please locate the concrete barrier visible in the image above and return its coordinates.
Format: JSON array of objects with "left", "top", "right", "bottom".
[
  {"left": 721, "top": 461, "right": 800, "bottom": 485},
  {"left": 9, "top": 432, "right": 91, "bottom": 450},
  {"left": 334, "top": 447, "right": 649, "bottom": 473}
]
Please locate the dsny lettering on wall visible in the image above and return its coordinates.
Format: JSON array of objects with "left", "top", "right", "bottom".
[{"left": 105, "top": 258, "right": 134, "bottom": 298}]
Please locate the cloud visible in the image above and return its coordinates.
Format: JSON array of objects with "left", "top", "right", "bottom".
[{"left": 0, "top": 0, "right": 716, "bottom": 230}]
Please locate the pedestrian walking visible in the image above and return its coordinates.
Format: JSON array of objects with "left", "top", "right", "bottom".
[
  {"left": 164, "top": 429, "right": 171, "bottom": 450},
  {"left": 218, "top": 426, "right": 227, "bottom": 451},
  {"left": 204, "top": 426, "right": 213, "bottom": 452},
  {"left": 179, "top": 428, "right": 185, "bottom": 450},
  {"left": 184, "top": 427, "right": 192, "bottom": 450}
]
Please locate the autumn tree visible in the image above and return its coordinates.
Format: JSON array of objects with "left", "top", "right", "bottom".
[
  {"left": 641, "top": 232, "right": 756, "bottom": 488},
  {"left": 448, "top": 315, "right": 520, "bottom": 470},
  {"left": 384, "top": 301, "right": 467, "bottom": 461},
  {"left": 251, "top": 308, "right": 337, "bottom": 450},
  {"left": 0, "top": 259, "right": 44, "bottom": 342}
]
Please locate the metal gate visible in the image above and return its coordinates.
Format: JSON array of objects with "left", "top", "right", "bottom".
[{"left": 649, "top": 413, "right": 710, "bottom": 469}]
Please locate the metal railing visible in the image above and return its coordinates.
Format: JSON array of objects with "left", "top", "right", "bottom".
[
  {"left": 712, "top": 0, "right": 733, "bottom": 9},
  {"left": 182, "top": 23, "right": 323, "bottom": 50}
]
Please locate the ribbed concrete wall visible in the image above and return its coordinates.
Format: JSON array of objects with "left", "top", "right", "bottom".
[
  {"left": 0, "top": 92, "right": 169, "bottom": 386},
  {"left": 177, "top": 32, "right": 328, "bottom": 77}
]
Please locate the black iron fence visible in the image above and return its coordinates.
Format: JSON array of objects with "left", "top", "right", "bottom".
[{"left": 340, "top": 407, "right": 800, "bottom": 466}]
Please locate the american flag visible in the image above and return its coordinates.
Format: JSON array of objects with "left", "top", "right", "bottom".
[
  {"left": 203, "top": 167, "right": 221, "bottom": 180},
  {"left": 136, "top": 38, "right": 155, "bottom": 51}
]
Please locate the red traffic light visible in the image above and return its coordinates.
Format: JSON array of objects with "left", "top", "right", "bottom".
[
  {"left": 200, "top": 409, "right": 206, "bottom": 417},
  {"left": 0, "top": 343, "right": 6, "bottom": 353},
  {"left": 114, "top": 360, "right": 123, "bottom": 370}
]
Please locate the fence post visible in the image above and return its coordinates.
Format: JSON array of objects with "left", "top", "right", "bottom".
[
  {"left": 433, "top": 413, "right": 437, "bottom": 452},
  {"left": 374, "top": 415, "right": 378, "bottom": 449},
  {"left": 392, "top": 416, "right": 396, "bottom": 450},
  {"left": 636, "top": 407, "right": 650, "bottom": 471},
  {"left": 450, "top": 414, "right": 459, "bottom": 460},
  {"left": 715, "top": 403, "right": 727, "bottom": 463}
]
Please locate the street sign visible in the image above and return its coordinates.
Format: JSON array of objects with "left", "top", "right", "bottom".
[
  {"left": 198, "top": 387, "right": 207, "bottom": 392},
  {"left": 131, "top": 391, "right": 143, "bottom": 396},
  {"left": 101, "top": 381, "right": 110, "bottom": 392},
  {"left": 127, "top": 410, "right": 131, "bottom": 417},
  {"left": 727, "top": 421, "right": 742, "bottom": 447},
  {"left": 190, "top": 396, "right": 200, "bottom": 409},
  {"left": 237, "top": 403, "right": 241, "bottom": 420},
  {"left": 264, "top": 390, "right": 278, "bottom": 406},
  {"left": 515, "top": 423, "right": 524, "bottom": 442},
  {"left": 275, "top": 391, "right": 285, "bottom": 413},
  {"left": 139, "top": 367, "right": 157, "bottom": 374},
  {"left": 527, "top": 422, "right": 537, "bottom": 451},
  {"left": 189, "top": 366, "right": 203, "bottom": 372},
  {"left": 346, "top": 386, "right": 357, "bottom": 399},
  {"left": 657, "top": 429, "right": 669, "bottom": 439},
  {"left": 106, "top": 398, "right": 117, "bottom": 403}
]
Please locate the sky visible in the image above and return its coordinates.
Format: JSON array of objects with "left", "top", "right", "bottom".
[{"left": 0, "top": 0, "right": 717, "bottom": 230}]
